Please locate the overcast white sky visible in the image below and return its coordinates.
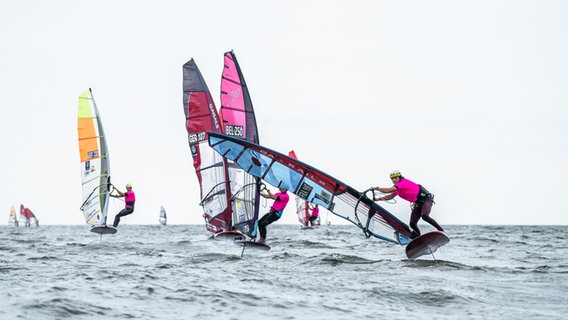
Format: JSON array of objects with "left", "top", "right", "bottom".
[{"left": 1, "top": 1, "right": 567, "bottom": 227}]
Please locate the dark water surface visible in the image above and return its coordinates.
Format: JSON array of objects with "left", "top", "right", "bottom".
[{"left": 1, "top": 224, "right": 566, "bottom": 319}]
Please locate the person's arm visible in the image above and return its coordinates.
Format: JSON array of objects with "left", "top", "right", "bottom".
[
  {"left": 260, "top": 189, "right": 277, "bottom": 200},
  {"left": 371, "top": 186, "right": 397, "bottom": 201},
  {"left": 374, "top": 192, "right": 396, "bottom": 201},
  {"left": 112, "top": 189, "right": 125, "bottom": 197},
  {"left": 373, "top": 186, "right": 397, "bottom": 193}
]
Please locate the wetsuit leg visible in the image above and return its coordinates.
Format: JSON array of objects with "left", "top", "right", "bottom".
[
  {"left": 113, "top": 208, "right": 134, "bottom": 227},
  {"left": 420, "top": 200, "right": 444, "bottom": 231},
  {"left": 308, "top": 216, "right": 317, "bottom": 226},
  {"left": 258, "top": 210, "right": 280, "bottom": 239},
  {"left": 409, "top": 205, "right": 422, "bottom": 237}
]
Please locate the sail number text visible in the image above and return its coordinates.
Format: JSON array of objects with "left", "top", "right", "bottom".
[
  {"left": 87, "top": 150, "right": 99, "bottom": 159},
  {"left": 225, "top": 125, "right": 244, "bottom": 137},
  {"left": 188, "top": 132, "right": 206, "bottom": 143}
]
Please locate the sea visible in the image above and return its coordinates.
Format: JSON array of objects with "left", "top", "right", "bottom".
[{"left": 1, "top": 224, "right": 566, "bottom": 320}]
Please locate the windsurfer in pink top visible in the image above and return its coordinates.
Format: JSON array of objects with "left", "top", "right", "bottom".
[
  {"left": 111, "top": 183, "right": 136, "bottom": 228},
  {"left": 308, "top": 204, "right": 319, "bottom": 226},
  {"left": 372, "top": 170, "right": 443, "bottom": 238},
  {"left": 256, "top": 186, "right": 290, "bottom": 244}
]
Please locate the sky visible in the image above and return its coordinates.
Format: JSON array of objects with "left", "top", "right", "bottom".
[{"left": 1, "top": 0, "right": 567, "bottom": 226}]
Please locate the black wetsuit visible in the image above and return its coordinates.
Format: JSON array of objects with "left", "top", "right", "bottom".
[
  {"left": 409, "top": 185, "right": 443, "bottom": 236},
  {"left": 257, "top": 208, "right": 282, "bottom": 239},
  {"left": 113, "top": 206, "right": 134, "bottom": 227}
]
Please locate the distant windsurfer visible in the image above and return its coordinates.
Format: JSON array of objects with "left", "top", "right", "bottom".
[
  {"left": 308, "top": 204, "right": 319, "bottom": 226},
  {"left": 111, "top": 183, "right": 135, "bottom": 227},
  {"left": 372, "top": 170, "right": 444, "bottom": 238},
  {"left": 256, "top": 187, "right": 290, "bottom": 244}
]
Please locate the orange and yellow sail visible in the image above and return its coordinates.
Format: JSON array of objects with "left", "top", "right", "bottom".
[{"left": 78, "top": 89, "right": 111, "bottom": 226}]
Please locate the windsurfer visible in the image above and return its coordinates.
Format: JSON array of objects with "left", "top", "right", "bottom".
[
  {"left": 308, "top": 204, "right": 319, "bottom": 226},
  {"left": 111, "top": 183, "right": 136, "bottom": 227},
  {"left": 256, "top": 187, "right": 290, "bottom": 244},
  {"left": 372, "top": 170, "right": 443, "bottom": 238}
]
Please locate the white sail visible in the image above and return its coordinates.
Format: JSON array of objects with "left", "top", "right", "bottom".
[
  {"left": 159, "top": 206, "right": 167, "bottom": 225},
  {"left": 8, "top": 205, "right": 18, "bottom": 227}
]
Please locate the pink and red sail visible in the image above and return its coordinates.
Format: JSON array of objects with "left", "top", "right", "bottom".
[
  {"left": 220, "top": 51, "right": 259, "bottom": 142},
  {"left": 183, "top": 58, "right": 232, "bottom": 233},
  {"left": 219, "top": 51, "right": 261, "bottom": 236},
  {"left": 183, "top": 51, "right": 261, "bottom": 236},
  {"left": 19, "top": 204, "right": 37, "bottom": 227},
  {"left": 20, "top": 204, "right": 36, "bottom": 219}
]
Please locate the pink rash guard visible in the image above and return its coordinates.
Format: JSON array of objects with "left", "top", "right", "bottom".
[
  {"left": 124, "top": 190, "right": 136, "bottom": 209},
  {"left": 271, "top": 192, "right": 289, "bottom": 211},
  {"left": 311, "top": 206, "right": 319, "bottom": 217},
  {"left": 393, "top": 178, "right": 420, "bottom": 203}
]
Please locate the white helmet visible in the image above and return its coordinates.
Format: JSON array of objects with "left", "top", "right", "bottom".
[{"left": 389, "top": 170, "right": 402, "bottom": 179}]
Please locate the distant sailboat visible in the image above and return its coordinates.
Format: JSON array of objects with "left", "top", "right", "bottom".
[
  {"left": 159, "top": 206, "right": 167, "bottom": 225},
  {"left": 77, "top": 88, "right": 116, "bottom": 235},
  {"left": 289, "top": 150, "right": 321, "bottom": 229},
  {"left": 19, "top": 204, "right": 38, "bottom": 227},
  {"left": 9, "top": 205, "right": 18, "bottom": 227},
  {"left": 288, "top": 150, "right": 311, "bottom": 228}
]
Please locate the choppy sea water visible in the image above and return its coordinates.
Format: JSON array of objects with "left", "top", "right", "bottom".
[{"left": 1, "top": 224, "right": 566, "bottom": 320}]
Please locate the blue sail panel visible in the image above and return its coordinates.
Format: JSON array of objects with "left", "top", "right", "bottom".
[{"left": 208, "top": 133, "right": 413, "bottom": 245}]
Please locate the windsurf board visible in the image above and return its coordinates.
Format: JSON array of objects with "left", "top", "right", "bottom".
[
  {"left": 405, "top": 230, "right": 449, "bottom": 259},
  {"left": 90, "top": 225, "right": 117, "bottom": 235},
  {"left": 214, "top": 230, "right": 246, "bottom": 241},
  {"left": 234, "top": 239, "right": 270, "bottom": 251}
]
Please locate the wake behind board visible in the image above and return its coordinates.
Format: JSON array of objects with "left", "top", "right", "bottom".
[
  {"left": 214, "top": 230, "right": 246, "bottom": 241},
  {"left": 405, "top": 231, "right": 449, "bottom": 259},
  {"left": 90, "top": 225, "right": 117, "bottom": 235},
  {"left": 234, "top": 239, "right": 270, "bottom": 251}
]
